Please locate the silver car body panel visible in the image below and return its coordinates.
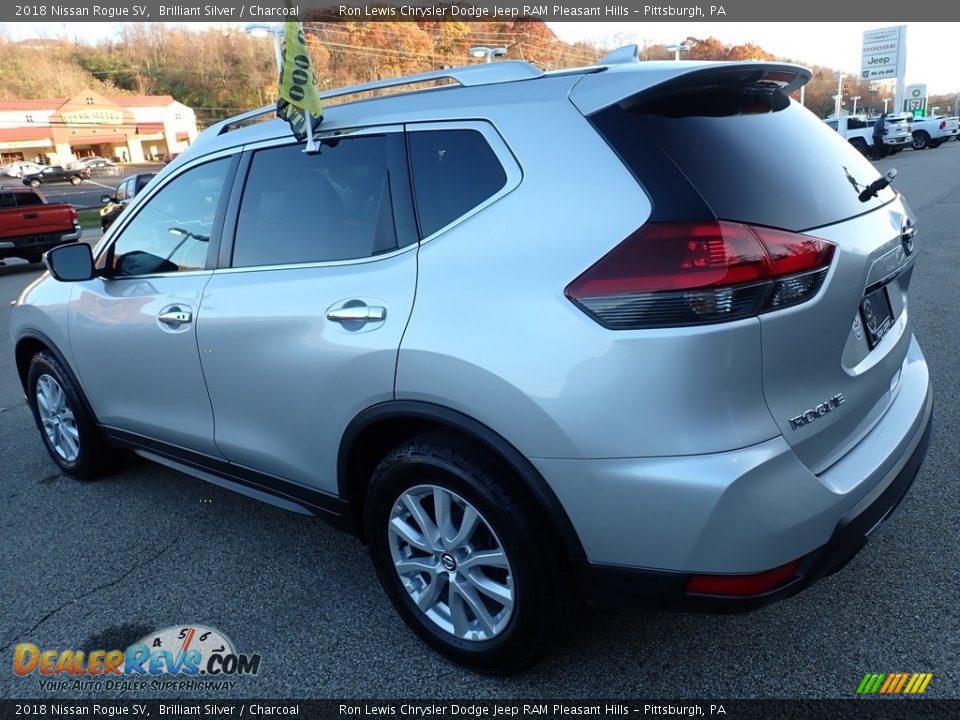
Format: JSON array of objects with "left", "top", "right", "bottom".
[
  {"left": 9, "top": 58, "right": 932, "bottom": 579},
  {"left": 537, "top": 337, "right": 930, "bottom": 572}
]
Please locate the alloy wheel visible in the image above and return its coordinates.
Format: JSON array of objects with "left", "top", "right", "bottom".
[
  {"left": 388, "top": 484, "right": 514, "bottom": 642},
  {"left": 36, "top": 373, "right": 80, "bottom": 462}
]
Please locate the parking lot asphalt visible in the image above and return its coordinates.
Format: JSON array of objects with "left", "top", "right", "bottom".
[
  {"left": 0, "top": 144, "right": 958, "bottom": 700},
  {"left": 0, "top": 163, "right": 161, "bottom": 208}
]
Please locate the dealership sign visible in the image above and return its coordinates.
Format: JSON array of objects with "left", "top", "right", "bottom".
[{"left": 861, "top": 26, "right": 905, "bottom": 80}]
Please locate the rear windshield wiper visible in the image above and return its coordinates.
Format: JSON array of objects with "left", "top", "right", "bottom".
[{"left": 859, "top": 169, "right": 898, "bottom": 202}]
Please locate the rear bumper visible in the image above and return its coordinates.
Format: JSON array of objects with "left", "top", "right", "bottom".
[
  {"left": 0, "top": 222, "right": 80, "bottom": 257},
  {"left": 575, "top": 399, "right": 931, "bottom": 610},
  {"left": 535, "top": 335, "right": 932, "bottom": 609}
]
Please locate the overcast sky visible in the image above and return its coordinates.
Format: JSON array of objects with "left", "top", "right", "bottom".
[{"left": 4, "top": 21, "right": 958, "bottom": 95}]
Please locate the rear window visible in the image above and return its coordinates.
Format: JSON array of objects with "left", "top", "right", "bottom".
[{"left": 593, "top": 96, "right": 896, "bottom": 232}]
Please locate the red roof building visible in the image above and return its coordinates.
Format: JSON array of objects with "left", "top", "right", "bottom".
[{"left": 0, "top": 90, "right": 198, "bottom": 165}]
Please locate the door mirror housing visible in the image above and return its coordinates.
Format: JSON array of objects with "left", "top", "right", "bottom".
[
  {"left": 100, "top": 193, "right": 112, "bottom": 204},
  {"left": 45, "top": 243, "right": 95, "bottom": 282}
]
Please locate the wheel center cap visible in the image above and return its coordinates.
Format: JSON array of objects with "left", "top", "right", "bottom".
[{"left": 440, "top": 552, "right": 457, "bottom": 572}]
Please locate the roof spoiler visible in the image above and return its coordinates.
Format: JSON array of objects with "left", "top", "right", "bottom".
[{"left": 570, "top": 58, "right": 812, "bottom": 116}]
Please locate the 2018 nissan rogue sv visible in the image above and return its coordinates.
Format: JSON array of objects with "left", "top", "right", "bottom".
[{"left": 10, "top": 48, "right": 933, "bottom": 673}]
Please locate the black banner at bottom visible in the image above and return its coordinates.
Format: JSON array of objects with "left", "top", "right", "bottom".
[{"left": 1, "top": 700, "right": 959, "bottom": 720}]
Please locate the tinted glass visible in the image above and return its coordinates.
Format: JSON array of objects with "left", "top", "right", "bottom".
[
  {"left": 0, "top": 193, "right": 15, "bottom": 208},
  {"left": 15, "top": 192, "right": 43, "bottom": 207},
  {"left": 233, "top": 137, "right": 398, "bottom": 267},
  {"left": 109, "top": 158, "right": 230, "bottom": 276},
  {"left": 601, "top": 100, "right": 895, "bottom": 232},
  {"left": 115, "top": 180, "right": 130, "bottom": 202},
  {"left": 408, "top": 130, "right": 507, "bottom": 238},
  {"left": 135, "top": 174, "right": 155, "bottom": 194}
]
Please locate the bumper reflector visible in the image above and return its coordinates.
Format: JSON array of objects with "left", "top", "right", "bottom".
[{"left": 686, "top": 559, "right": 802, "bottom": 597}]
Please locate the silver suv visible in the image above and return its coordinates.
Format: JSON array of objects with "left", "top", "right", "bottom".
[{"left": 10, "top": 50, "right": 933, "bottom": 673}]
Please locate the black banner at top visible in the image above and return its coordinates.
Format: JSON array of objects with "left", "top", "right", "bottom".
[
  {"left": 0, "top": 700, "right": 958, "bottom": 720},
  {"left": 1, "top": 0, "right": 958, "bottom": 22}
]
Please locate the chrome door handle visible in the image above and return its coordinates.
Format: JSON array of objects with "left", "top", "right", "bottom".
[
  {"left": 326, "top": 306, "right": 386, "bottom": 324},
  {"left": 158, "top": 310, "right": 193, "bottom": 326}
]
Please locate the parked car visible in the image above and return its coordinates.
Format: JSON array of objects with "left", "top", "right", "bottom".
[
  {"left": 21, "top": 165, "right": 89, "bottom": 187},
  {"left": 906, "top": 115, "right": 960, "bottom": 149},
  {"left": 0, "top": 186, "right": 80, "bottom": 263},
  {"left": 824, "top": 115, "right": 911, "bottom": 156},
  {"left": 10, "top": 51, "right": 933, "bottom": 673},
  {"left": 1, "top": 161, "right": 45, "bottom": 179},
  {"left": 80, "top": 157, "right": 117, "bottom": 168},
  {"left": 99, "top": 173, "right": 156, "bottom": 230}
]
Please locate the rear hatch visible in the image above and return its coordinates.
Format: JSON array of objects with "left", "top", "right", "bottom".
[{"left": 573, "top": 63, "right": 916, "bottom": 473}]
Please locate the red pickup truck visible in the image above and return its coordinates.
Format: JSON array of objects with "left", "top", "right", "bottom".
[{"left": 0, "top": 187, "right": 81, "bottom": 264}]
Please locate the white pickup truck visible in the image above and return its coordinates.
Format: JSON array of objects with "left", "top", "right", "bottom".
[
  {"left": 906, "top": 115, "right": 960, "bottom": 149},
  {"left": 823, "top": 115, "right": 912, "bottom": 157}
]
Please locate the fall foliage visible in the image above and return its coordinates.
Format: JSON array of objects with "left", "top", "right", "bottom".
[{"left": 0, "top": 23, "right": 939, "bottom": 128}]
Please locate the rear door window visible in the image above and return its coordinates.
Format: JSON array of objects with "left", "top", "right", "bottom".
[
  {"left": 232, "top": 133, "right": 415, "bottom": 267},
  {"left": 408, "top": 129, "right": 507, "bottom": 238}
]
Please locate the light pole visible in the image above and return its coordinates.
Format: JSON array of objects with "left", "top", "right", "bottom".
[
  {"left": 245, "top": 23, "right": 283, "bottom": 74},
  {"left": 850, "top": 96, "right": 861, "bottom": 115},
  {"left": 834, "top": 74, "right": 846, "bottom": 117},
  {"left": 666, "top": 43, "right": 691, "bottom": 61},
  {"left": 469, "top": 46, "right": 507, "bottom": 63},
  {"left": 883, "top": 98, "right": 890, "bottom": 113}
]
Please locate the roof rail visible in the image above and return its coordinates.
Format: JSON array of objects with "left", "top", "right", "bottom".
[
  {"left": 596, "top": 45, "right": 640, "bottom": 66},
  {"left": 190, "top": 61, "right": 544, "bottom": 150},
  {"left": 316, "top": 61, "right": 544, "bottom": 103},
  {"left": 211, "top": 104, "right": 277, "bottom": 136}
]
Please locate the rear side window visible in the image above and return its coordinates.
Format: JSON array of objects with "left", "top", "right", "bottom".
[
  {"left": 233, "top": 135, "right": 411, "bottom": 267},
  {"left": 593, "top": 95, "right": 895, "bottom": 232},
  {"left": 0, "top": 193, "right": 15, "bottom": 208},
  {"left": 408, "top": 129, "right": 507, "bottom": 238},
  {"left": 15, "top": 192, "right": 43, "bottom": 207}
]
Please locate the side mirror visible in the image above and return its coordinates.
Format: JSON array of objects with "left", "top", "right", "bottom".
[
  {"left": 44, "top": 243, "right": 95, "bottom": 282},
  {"left": 100, "top": 193, "right": 112, "bottom": 204}
]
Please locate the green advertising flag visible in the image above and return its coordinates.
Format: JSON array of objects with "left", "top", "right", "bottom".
[{"left": 277, "top": 11, "right": 323, "bottom": 144}]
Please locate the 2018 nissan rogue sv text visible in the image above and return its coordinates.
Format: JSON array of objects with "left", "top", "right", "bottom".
[{"left": 10, "top": 50, "right": 933, "bottom": 673}]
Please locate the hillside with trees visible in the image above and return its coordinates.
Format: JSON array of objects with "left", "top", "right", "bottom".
[{"left": 0, "top": 23, "right": 933, "bottom": 127}]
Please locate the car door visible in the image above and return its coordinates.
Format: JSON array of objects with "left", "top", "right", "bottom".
[
  {"left": 68, "top": 153, "right": 238, "bottom": 455},
  {"left": 195, "top": 128, "right": 419, "bottom": 492}
]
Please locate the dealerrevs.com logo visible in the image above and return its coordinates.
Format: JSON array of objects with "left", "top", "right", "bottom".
[{"left": 13, "top": 625, "right": 262, "bottom": 692}]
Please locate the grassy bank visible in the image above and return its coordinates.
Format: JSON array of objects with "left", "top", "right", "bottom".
[{"left": 78, "top": 208, "right": 101, "bottom": 230}]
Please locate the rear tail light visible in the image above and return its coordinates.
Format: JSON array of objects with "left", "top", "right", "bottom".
[
  {"left": 686, "top": 559, "right": 802, "bottom": 597},
  {"left": 565, "top": 221, "right": 835, "bottom": 329},
  {"left": 68, "top": 206, "right": 78, "bottom": 221}
]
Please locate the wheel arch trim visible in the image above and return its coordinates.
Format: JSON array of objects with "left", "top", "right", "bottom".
[{"left": 338, "top": 400, "right": 587, "bottom": 560}]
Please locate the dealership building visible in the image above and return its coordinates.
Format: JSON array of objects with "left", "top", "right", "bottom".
[{"left": 0, "top": 89, "right": 199, "bottom": 165}]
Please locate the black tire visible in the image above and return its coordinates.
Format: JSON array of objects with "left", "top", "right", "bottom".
[
  {"left": 22, "top": 252, "right": 42, "bottom": 264},
  {"left": 911, "top": 131, "right": 930, "bottom": 150},
  {"left": 69, "top": 176, "right": 82, "bottom": 185},
  {"left": 365, "top": 433, "right": 568, "bottom": 674},
  {"left": 26, "top": 351, "right": 110, "bottom": 480}
]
